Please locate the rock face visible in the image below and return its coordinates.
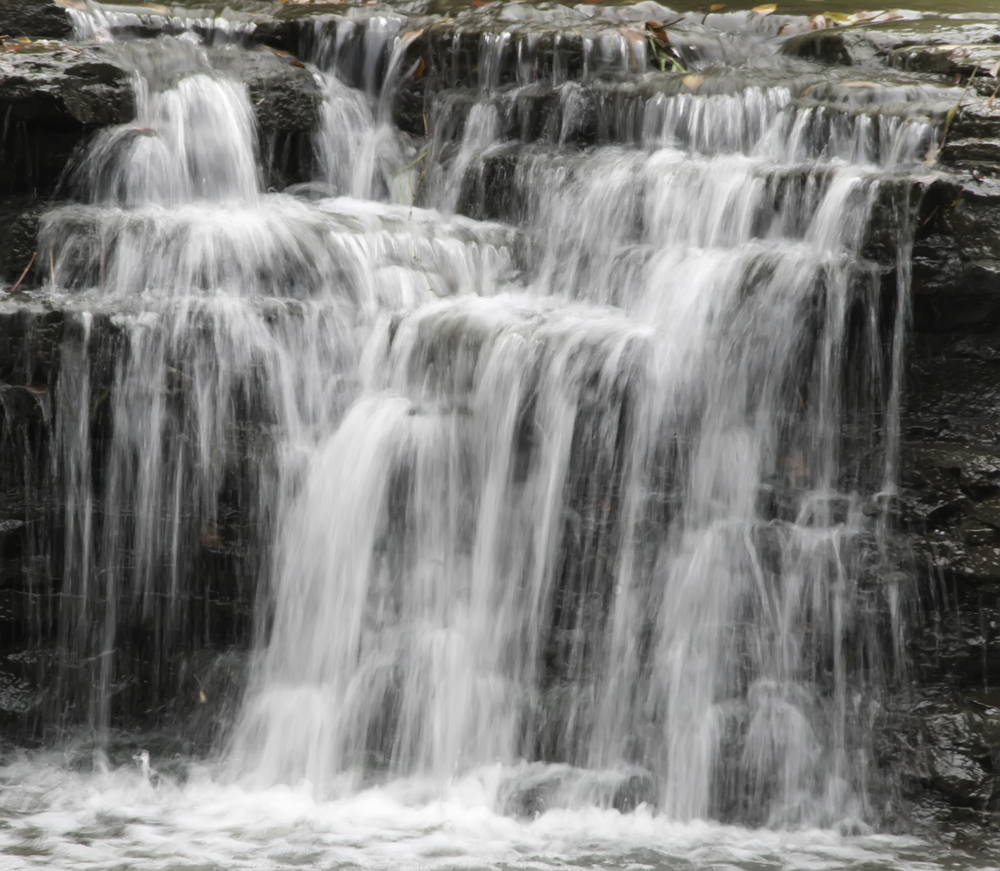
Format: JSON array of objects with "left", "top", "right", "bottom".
[
  {"left": 776, "top": 9, "right": 1000, "bottom": 818},
  {"left": 209, "top": 46, "right": 322, "bottom": 189},
  {"left": 0, "top": 1, "right": 73, "bottom": 39},
  {"left": 0, "top": 45, "right": 135, "bottom": 197}
]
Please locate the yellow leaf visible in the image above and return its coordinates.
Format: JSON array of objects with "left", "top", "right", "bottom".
[
  {"left": 710, "top": 4, "right": 726, "bottom": 10},
  {"left": 752, "top": 3, "right": 776, "bottom": 14},
  {"left": 823, "top": 11, "right": 852, "bottom": 24},
  {"left": 198, "top": 688, "right": 207, "bottom": 704},
  {"left": 682, "top": 74, "right": 706, "bottom": 92}
]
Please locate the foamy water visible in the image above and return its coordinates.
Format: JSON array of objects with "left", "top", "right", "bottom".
[{"left": 0, "top": 752, "right": 980, "bottom": 871}]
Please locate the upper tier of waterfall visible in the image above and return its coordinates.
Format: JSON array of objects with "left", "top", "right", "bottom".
[{"left": 0, "top": 1, "right": 997, "bottom": 868}]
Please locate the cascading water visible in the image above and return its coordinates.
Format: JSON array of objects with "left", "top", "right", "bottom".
[
  {"left": 0, "top": 1, "right": 994, "bottom": 869},
  {"left": 232, "top": 8, "right": 937, "bottom": 827}
]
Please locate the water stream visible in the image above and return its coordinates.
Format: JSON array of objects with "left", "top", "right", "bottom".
[{"left": 0, "top": 1, "right": 994, "bottom": 868}]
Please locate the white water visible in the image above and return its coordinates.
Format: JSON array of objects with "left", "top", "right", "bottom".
[
  {"left": 2, "top": 751, "right": 979, "bottom": 871},
  {"left": 0, "top": 2, "right": 986, "bottom": 867}
]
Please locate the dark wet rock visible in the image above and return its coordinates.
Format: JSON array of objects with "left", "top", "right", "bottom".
[
  {"left": 941, "top": 102, "right": 1000, "bottom": 174},
  {"left": 0, "top": 44, "right": 135, "bottom": 196},
  {"left": 0, "top": 0, "right": 73, "bottom": 39},
  {"left": 0, "top": 304, "right": 260, "bottom": 741},
  {"left": 0, "top": 44, "right": 134, "bottom": 127},
  {"left": 898, "top": 443, "right": 1000, "bottom": 586},
  {"left": 498, "top": 764, "right": 656, "bottom": 817},
  {"left": 781, "top": 19, "right": 1000, "bottom": 74},
  {"left": 0, "top": 648, "right": 46, "bottom": 739},
  {"left": 780, "top": 30, "right": 861, "bottom": 67},
  {"left": 890, "top": 43, "right": 1000, "bottom": 78},
  {"left": 209, "top": 46, "right": 322, "bottom": 187},
  {"left": 879, "top": 691, "right": 1000, "bottom": 808},
  {"left": 906, "top": 447, "right": 1000, "bottom": 497},
  {"left": 209, "top": 46, "right": 321, "bottom": 134},
  {"left": 155, "top": 647, "right": 250, "bottom": 753},
  {"left": 909, "top": 174, "right": 1000, "bottom": 339},
  {"left": 0, "top": 201, "right": 43, "bottom": 284}
]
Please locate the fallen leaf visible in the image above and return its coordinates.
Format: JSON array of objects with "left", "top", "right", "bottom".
[
  {"left": 991, "top": 59, "right": 1000, "bottom": 78},
  {"left": 198, "top": 688, "right": 207, "bottom": 704},
  {"left": 752, "top": 4, "right": 777, "bottom": 14},
  {"left": 710, "top": 3, "right": 726, "bottom": 10},
  {"left": 413, "top": 57, "right": 426, "bottom": 80},
  {"left": 645, "top": 21, "right": 670, "bottom": 45},
  {"left": 682, "top": 73, "right": 706, "bottom": 92}
]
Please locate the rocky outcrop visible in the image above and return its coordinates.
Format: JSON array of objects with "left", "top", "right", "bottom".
[
  {"left": 0, "top": 0, "right": 73, "bottom": 40},
  {"left": 0, "top": 304, "right": 256, "bottom": 745},
  {"left": 210, "top": 46, "right": 322, "bottom": 189},
  {"left": 0, "top": 44, "right": 135, "bottom": 197}
]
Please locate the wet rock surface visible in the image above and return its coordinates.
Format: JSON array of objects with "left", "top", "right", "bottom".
[
  {"left": 0, "top": 0, "right": 73, "bottom": 40},
  {"left": 0, "top": 45, "right": 131, "bottom": 128},
  {"left": 209, "top": 46, "right": 321, "bottom": 133},
  {"left": 0, "top": 43, "right": 135, "bottom": 196},
  {"left": 209, "top": 45, "right": 322, "bottom": 187}
]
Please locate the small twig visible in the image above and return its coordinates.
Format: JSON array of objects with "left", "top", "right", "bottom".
[
  {"left": 10, "top": 251, "right": 36, "bottom": 294},
  {"left": 48, "top": 246, "right": 55, "bottom": 288}
]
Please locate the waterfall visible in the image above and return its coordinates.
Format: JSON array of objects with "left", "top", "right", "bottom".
[
  {"left": 2, "top": 2, "right": 978, "bottom": 852},
  {"left": 222, "top": 9, "right": 939, "bottom": 827}
]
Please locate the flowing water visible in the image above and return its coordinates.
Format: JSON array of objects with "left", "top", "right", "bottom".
[{"left": 0, "top": 1, "right": 994, "bottom": 868}]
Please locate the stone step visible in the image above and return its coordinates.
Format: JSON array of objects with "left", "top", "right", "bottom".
[
  {"left": 0, "top": 42, "right": 135, "bottom": 198},
  {"left": 404, "top": 76, "right": 949, "bottom": 166},
  {"left": 0, "top": 37, "right": 322, "bottom": 199},
  {"left": 0, "top": 196, "right": 519, "bottom": 303}
]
